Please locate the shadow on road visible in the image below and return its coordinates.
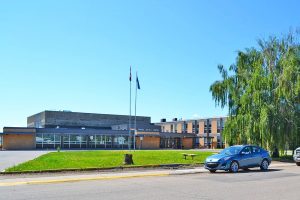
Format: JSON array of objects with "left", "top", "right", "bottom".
[{"left": 212, "top": 168, "right": 282, "bottom": 174}]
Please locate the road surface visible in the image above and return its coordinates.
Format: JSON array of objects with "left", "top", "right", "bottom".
[{"left": 0, "top": 163, "right": 299, "bottom": 200}]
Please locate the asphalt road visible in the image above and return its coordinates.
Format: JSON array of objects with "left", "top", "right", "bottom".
[{"left": 0, "top": 164, "right": 299, "bottom": 200}]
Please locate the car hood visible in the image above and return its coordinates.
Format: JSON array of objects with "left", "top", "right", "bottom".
[{"left": 206, "top": 153, "right": 232, "bottom": 162}]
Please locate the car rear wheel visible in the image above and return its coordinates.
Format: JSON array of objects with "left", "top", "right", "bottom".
[
  {"left": 260, "top": 159, "right": 269, "bottom": 171},
  {"left": 296, "top": 162, "right": 300, "bottom": 166},
  {"left": 230, "top": 161, "right": 239, "bottom": 173}
]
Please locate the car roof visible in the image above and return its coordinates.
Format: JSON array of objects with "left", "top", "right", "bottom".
[
  {"left": 231, "top": 145, "right": 260, "bottom": 148},
  {"left": 231, "top": 145, "right": 246, "bottom": 147}
]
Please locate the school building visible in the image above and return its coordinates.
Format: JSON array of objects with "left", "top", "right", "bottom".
[{"left": 0, "top": 110, "right": 226, "bottom": 150}]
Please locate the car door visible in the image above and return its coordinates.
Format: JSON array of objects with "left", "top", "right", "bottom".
[
  {"left": 239, "top": 146, "right": 253, "bottom": 167},
  {"left": 251, "top": 146, "right": 263, "bottom": 166}
]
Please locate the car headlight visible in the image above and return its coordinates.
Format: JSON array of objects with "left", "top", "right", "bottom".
[{"left": 220, "top": 157, "right": 231, "bottom": 162}]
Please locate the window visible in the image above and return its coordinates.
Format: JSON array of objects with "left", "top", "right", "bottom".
[
  {"left": 252, "top": 146, "right": 261, "bottom": 153},
  {"left": 106, "top": 136, "right": 112, "bottom": 148},
  {"left": 36, "top": 133, "right": 43, "bottom": 148},
  {"left": 241, "top": 147, "right": 252, "bottom": 155},
  {"left": 70, "top": 135, "right": 81, "bottom": 148},
  {"left": 63, "top": 134, "right": 70, "bottom": 148}
]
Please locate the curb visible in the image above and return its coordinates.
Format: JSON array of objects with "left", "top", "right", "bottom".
[{"left": 1, "top": 163, "right": 204, "bottom": 175}]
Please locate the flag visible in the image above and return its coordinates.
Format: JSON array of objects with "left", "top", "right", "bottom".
[
  {"left": 136, "top": 75, "right": 140, "bottom": 90},
  {"left": 129, "top": 66, "right": 132, "bottom": 81}
]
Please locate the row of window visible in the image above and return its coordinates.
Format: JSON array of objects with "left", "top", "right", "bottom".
[
  {"left": 36, "top": 133, "right": 132, "bottom": 149},
  {"left": 163, "top": 119, "right": 225, "bottom": 134}
]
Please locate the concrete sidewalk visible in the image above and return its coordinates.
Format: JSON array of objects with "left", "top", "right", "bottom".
[
  {"left": 0, "top": 161, "right": 295, "bottom": 187},
  {"left": 0, "top": 168, "right": 207, "bottom": 187}
]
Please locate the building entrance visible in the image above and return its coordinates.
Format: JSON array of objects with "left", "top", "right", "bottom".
[{"left": 160, "top": 138, "right": 182, "bottom": 149}]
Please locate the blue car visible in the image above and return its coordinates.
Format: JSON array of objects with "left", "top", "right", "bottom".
[{"left": 205, "top": 145, "right": 272, "bottom": 173}]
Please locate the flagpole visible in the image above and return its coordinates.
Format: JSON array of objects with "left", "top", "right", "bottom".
[
  {"left": 134, "top": 71, "right": 138, "bottom": 150},
  {"left": 129, "top": 66, "right": 132, "bottom": 150}
]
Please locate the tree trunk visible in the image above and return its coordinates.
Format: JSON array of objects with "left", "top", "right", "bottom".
[{"left": 124, "top": 154, "right": 134, "bottom": 165}]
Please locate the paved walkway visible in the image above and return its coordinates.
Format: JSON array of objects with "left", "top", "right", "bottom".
[{"left": 0, "top": 151, "right": 52, "bottom": 172}]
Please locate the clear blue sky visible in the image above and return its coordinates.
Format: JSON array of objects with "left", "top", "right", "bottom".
[{"left": 0, "top": 0, "right": 299, "bottom": 129}]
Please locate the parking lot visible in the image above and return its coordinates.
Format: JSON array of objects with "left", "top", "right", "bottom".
[{"left": 0, "top": 150, "right": 52, "bottom": 172}]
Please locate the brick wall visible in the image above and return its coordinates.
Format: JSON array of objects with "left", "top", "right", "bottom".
[
  {"left": 182, "top": 138, "right": 193, "bottom": 149},
  {"left": 187, "top": 122, "right": 193, "bottom": 133},
  {"left": 3, "top": 134, "right": 35, "bottom": 150},
  {"left": 136, "top": 136, "right": 160, "bottom": 149}
]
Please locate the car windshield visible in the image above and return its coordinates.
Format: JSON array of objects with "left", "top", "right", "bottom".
[{"left": 220, "top": 146, "right": 243, "bottom": 155}]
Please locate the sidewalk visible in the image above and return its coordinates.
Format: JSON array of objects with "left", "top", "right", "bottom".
[{"left": 0, "top": 168, "right": 207, "bottom": 187}]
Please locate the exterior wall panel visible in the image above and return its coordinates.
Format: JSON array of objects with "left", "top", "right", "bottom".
[
  {"left": 199, "top": 121, "right": 205, "bottom": 134},
  {"left": 3, "top": 134, "right": 35, "bottom": 150},
  {"left": 187, "top": 122, "right": 193, "bottom": 133},
  {"left": 163, "top": 124, "right": 171, "bottom": 132},
  {"left": 182, "top": 138, "right": 193, "bottom": 149},
  {"left": 136, "top": 136, "right": 160, "bottom": 149},
  {"left": 211, "top": 119, "right": 218, "bottom": 134},
  {"left": 28, "top": 111, "right": 151, "bottom": 129},
  {"left": 177, "top": 123, "right": 182, "bottom": 133}
]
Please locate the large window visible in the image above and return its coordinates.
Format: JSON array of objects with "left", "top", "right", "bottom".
[
  {"left": 106, "top": 136, "right": 112, "bottom": 148},
  {"left": 113, "top": 136, "right": 128, "bottom": 149},
  {"left": 81, "top": 135, "right": 88, "bottom": 148},
  {"left": 36, "top": 133, "right": 131, "bottom": 149},
  {"left": 63, "top": 134, "right": 70, "bottom": 149},
  {"left": 36, "top": 133, "right": 43, "bottom": 149},
  {"left": 70, "top": 135, "right": 81, "bottom": 148},
  {"left": 36, "top": 133, "right": 61, "bottom": 149},
  {"left": 96, "top": 135, "right": 106, "bottom": 148}
]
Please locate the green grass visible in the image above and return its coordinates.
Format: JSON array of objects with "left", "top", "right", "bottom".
[
  {"left": 5, "top": 150, "right": 213, "bottom": 172},
  {"left": 272, "top": 155, "right": 294, "bottom": 162}
]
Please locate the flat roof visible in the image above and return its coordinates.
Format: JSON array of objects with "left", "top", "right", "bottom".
[
  {"left": 4, "top": 127, "right": 35, "bottom": 129},
  {"left": 28, "top": 110, "right": 151, "bottom": 119},
  {"left": 3, "top": 127, "right": 36, "bottom": 135}
]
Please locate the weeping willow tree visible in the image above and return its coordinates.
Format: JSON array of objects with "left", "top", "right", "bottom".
[{"left": 210, "top": 31, "right": 300, "bottom": 152}]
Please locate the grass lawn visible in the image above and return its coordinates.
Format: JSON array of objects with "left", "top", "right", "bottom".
[{"left": 5, "top": 150, "right": 213, "bottom": 172}]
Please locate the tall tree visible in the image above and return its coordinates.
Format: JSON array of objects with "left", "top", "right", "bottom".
[{"left": 210, "top": 31, "right": 300, "bottom": 152}]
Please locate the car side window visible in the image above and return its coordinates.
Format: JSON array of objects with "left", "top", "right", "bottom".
[
  {"left": 252, "top": 147, "right": 261, "bottom": 153},
  {"left": 241, "top": 147, "right": 252, "bottom": 155}
]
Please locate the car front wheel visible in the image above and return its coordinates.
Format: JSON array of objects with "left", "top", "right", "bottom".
[
  {"left": 260, "top": 159, "right": 269, "bottom": 171},
  {"left": 230, "top": 161, "right": 239, "bottom": 173}
]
